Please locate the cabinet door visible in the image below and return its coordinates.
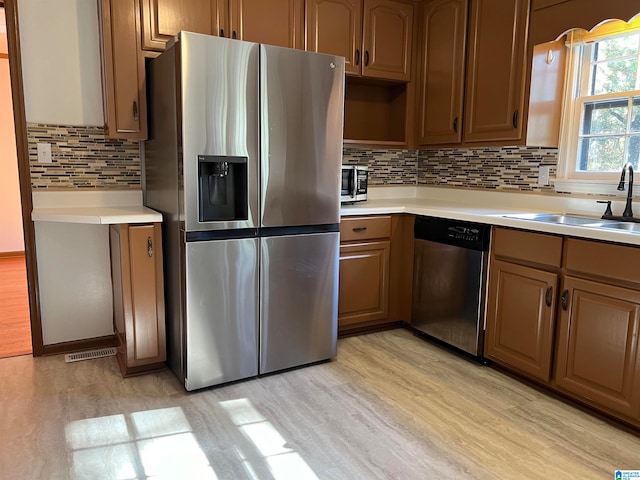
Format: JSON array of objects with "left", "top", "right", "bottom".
[
  {"left": 418, "top": 0, "right": 467, "bottom": 145},
  {"left": 141, "top": 0, "right": 222, "bottom": 51},
  {"left": 338, "top": 240, "right": 390, "bottom": 328},
  {"left": 463, "top": 0, "right": 529, "bottom": 143},
  {"left": 555, "top": 276, "right": 640, "bottom": 419},
  {"left": 100, "top": 0, "right": 147, "bottom": 140},
  {"left": 306, "top": 0, "right": 362, "bottom": 75},
  {"left": 111, "top": 224, "right": 166, "bottom": 376},
  {"left": 485, "top": 260, "right": 558, "bottom": 382},
  {"left": 362, "top": 0, "right": 413, "bottom": 81},
  {"left": 230, "top": 0, "right": 304, "bottom": 48}
]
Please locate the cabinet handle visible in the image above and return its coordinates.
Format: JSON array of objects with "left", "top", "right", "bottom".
[
  {"left": 147, "top": 237, "right": 153, "bottom": 258},
  {"left": 561, "top": 289, "right": 569, "bottom": 310},
  {"left": 352, "top": 226, "right": 367, "bottom": 232},
  {"left": 545, "top": 286, "right": 553, "bottom": 307},
  {"left": 220, "top": 28, "right": 225, "bottom": 37},
  {"left": 453, "top": 117, "right": 458, "bottom": 133},
  {"left": 512, "top": 109, "right": 518, "bottom": 129},
  {"left": 364, "top": 50, "right": 370, "bottom": 66},
  {"left": 133, "top": 101, "right": 139, "bottom": 120},
  {"left": 355, "top": 49, "right": 360, "bottom": 66},
  {"left": 232, "top": 30, "right": 237, "bottom": 39}
]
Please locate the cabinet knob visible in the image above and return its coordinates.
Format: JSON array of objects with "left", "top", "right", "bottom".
[
  {"left": 220, "top": 28, "right": 225, "bottom": 38},
  {"left": 133, "top": 101, "right": 139, "bottom": 121},
  {"left": 232, "top": 30, "right": 237, "bottom": 39},
  {"left": 355, "top": 49, "right": 360, "bottom": 66},
  {"left": 453, "top": 117, "right": 458, "bottom": 133},
  {"left": 147, "top": 237, "right": 153, "bottom": 258},
  {"left": 545, "top": 286, "right": 553, "bottom": 307},
  {"left": 352, "top": 226, "right": 367, "bottom": 232},
  {"left": 512, "top": 109, "right": 518, "bottom": 129},
  {"left": 561, "top": 289, "right": 569, "bottom": 310},
  {"left": 364, "top": 50, "right": 370, "bottom": 67}
]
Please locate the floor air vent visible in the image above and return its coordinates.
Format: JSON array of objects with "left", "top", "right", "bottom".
[{"left": 65, "top": 347, "right": 117, "bottom": 363}]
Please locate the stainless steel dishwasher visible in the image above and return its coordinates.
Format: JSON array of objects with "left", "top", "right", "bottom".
[{"left": 412, "top": 216, "right": 491, "bottom": 357}]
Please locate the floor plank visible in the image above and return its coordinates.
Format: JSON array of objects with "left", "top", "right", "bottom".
[
  {"left": 0, "top": 256, "right": 32, "bottom": 358},
  {"left": 0, "top": 329, "right": 638, "bottom": 479}
]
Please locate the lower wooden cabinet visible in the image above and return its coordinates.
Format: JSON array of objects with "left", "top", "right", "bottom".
[
  {"left": 485, "top": 259, "right": 558, "bottom": 382},
  {"left": 554, "top": 276, "right": 640, "bottom": 419},
  {"left": 110, "top": 223, "right": 166, "bottom": 376},
  {"left": 338, "top": 240, "right": 391, "bottom": 328}
]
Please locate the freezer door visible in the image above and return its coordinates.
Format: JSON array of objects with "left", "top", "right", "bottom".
[
  {"left": 260, "top": 45, "right": 345, "bottom": 228},
  {"left": 185, "top": 237, "right": 259, "bottom": 390},
  {"left": 260, "top": 232, "right": 339, "bottom": 374},
  {"left": 180, "top": 32, "right": 260, "bottom": 232}
]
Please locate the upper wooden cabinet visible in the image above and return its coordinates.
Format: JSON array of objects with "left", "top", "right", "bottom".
[
  {"left": 463, "top": 0, "right": 529, "bottom": 143},
  {"left": 417, "top": 0, "right": 467, "bottom": 145},
  {"left": 141, "top": 0, "right": 304, "bottom": 51},
  {"left": 99, "top": 0, "right": 147, "bottom": 140},
  {"left": 306, "top": 0, "right": 414, "bottom": 81}
]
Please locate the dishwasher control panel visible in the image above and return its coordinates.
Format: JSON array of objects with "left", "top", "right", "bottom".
[{"left": 414, "top": 216, "right": 490, "bottom": 251}]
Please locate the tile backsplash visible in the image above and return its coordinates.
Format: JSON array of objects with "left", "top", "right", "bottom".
[
  {"left": 418, "top": 146, "right": 559, "bottom": 192},
  {"left": 27, "top": 124, "right": 141, "bottom": 189},
  {"left": 25, "top": 124, "right": 559, "bottom": 193}
]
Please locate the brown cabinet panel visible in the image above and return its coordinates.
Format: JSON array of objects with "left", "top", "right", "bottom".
[
  {"left": 362, "top": 0, "right": 413, "bottom": 81},
  {"left": 418, "top": 0, "right": 467, "bottom": 145},
  {"left": 230, "top": 0, "right": 304, "bottom": 48},
  {"left": 555, "top": 276, "right": 640, "bottom": 419},
  {"left": 338, "top": 240, "right": 391, "bottom": 327},
  {"left": 100, "top": 0, "right": 147, "bottom": 139},
  {"left": 463, "top": 0, "right": 529, "bottom": 143},
  {"left": 110, "top": 223, "right": 166, "bottom": 376},
  {"left": 340, "top": 215, "right": 392, "bottom": 241},
  {"left": 306, "top": 0, "right": 363, "bottom": 75},
  {"left": 141, "top": 0, "right": 220, "bottom": 51},
  {"left": 493, "top": 227, "right": 563, "bottom": 268},
  {"left": 485, "top": 260, "right": 558, "bottom": 381},
  {"left": 565, "top": 238, "right": 640, "bottom": 287}
]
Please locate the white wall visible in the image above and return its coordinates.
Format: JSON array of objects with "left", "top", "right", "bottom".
[
  {"left": 18, "top": 1, "right": 115, "bottom": 345},
  {"left": 18, "top": 0, "right": 103, "bottom": 125}
]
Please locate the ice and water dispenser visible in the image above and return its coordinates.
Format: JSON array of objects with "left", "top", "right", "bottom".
[{"left": 198, "top": 155, "right": 248, "bottom": 222}]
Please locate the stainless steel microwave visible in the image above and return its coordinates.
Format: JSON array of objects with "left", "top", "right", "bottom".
[{"left": 341, "top": 165, "right": 368, "bottom": 203}]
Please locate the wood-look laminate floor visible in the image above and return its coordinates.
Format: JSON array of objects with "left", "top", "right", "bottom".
[
  {"left": 0, "top": 256, "right": 31, "bottom": 358},
  {"left": 0, "top": 329, "right": 638, "bottom": 479}
]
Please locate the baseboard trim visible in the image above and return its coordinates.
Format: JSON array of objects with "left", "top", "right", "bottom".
[
  {"left": 0, "top": 251, "right": 25, "bottom": 258},
  {"left": 43, "top": 335, "right": 117, "bottom": 356}
]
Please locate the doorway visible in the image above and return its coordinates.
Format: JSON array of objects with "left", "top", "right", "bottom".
[{"left": 0, "top": 4, "right": 32, "bottom": 358}]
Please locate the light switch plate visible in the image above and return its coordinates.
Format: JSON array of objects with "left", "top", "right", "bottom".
[
  {"left": 538, "top": 165, "right": 550, "bottom": 185},
  {"left": 37, "top": 142, "right": 53, "bottom": 163}
]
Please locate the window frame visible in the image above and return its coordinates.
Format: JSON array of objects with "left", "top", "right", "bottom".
[{"left": 556, "top": 19, "right": 640, "bottom": 192}]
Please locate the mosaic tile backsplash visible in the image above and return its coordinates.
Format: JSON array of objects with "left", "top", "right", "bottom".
[
  {"left": 26, "top": 123, "right": 559, "bottom": 192},
  {"left": 342, "top": 148, "right": 418, "bottom": 185},
  {"left": 27, "top": 124, "right": 141, "bottom": 189},
  {"left": 418, "top": 147, "right": 559, "bottom": 192}
]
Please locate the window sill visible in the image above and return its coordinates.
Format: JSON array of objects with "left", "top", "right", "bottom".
[{"left": 552, "top": 179, "right": 637, "bottom": 197}]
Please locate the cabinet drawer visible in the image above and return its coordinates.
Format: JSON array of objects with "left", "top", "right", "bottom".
[
  {"left": 493, "top": 227, "right": 563, "bottom": 267},
  {"left": 340, "top": 216, "right": 392, "bottom": 242},
  {"left": 565, "top": 238, "right": 640, "bottom": 286}
]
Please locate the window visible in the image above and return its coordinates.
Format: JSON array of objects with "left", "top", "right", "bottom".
[{"left": 557, "top": 19, "right": 640, "bottom": 191}]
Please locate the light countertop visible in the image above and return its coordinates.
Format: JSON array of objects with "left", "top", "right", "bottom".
[
  {"left": 341, "top": 187, "right": 640, "bottom": 246},
  {"left": 31, "top": 190, "right": 162, "bottom": 225}
]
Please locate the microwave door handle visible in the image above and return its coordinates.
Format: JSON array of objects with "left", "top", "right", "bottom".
[{"left": 351, "top": 166, "right": 357, "bottom": 198}]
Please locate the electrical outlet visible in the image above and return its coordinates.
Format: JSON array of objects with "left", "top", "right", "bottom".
[
  {"left": 538, "top": 165, "right": 550, "bottom": 185},
  {"left": 37, "top": 142, "right": 53, "bottom": 163}
]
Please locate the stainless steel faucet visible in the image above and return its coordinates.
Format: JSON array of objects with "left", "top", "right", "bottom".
[{"left": 618, "top": 162, "right": 634, "bottom": 218}]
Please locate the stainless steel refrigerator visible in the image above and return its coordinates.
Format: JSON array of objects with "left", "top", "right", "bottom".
[{"left": 144, "top": 32, "right": 344, "bottom": 391}]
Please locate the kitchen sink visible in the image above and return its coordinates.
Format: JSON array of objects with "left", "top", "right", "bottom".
[
  {"left": 598, "top": 222, "right": 640, "bottom": 233},
  {"left": 503, "top": 213, "right": 610, "bottom": 226}
]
